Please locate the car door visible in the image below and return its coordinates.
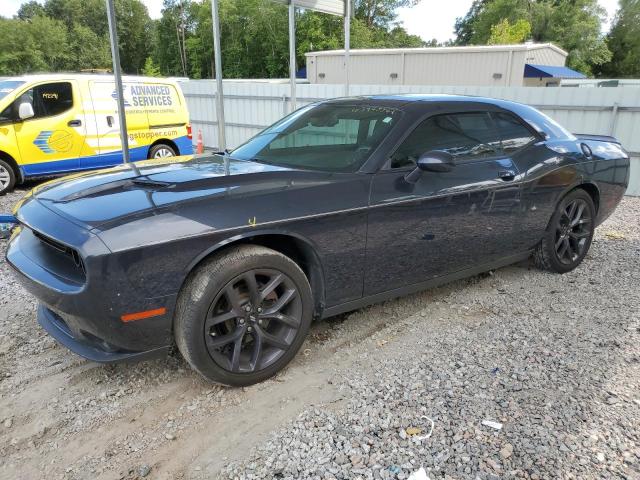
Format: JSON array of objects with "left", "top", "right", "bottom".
[
  {"left": 13, "top": 81, "right": 87, "bottom": 176},
  {"left": 364, "top": 110, "right": 523, "bottom": 296}
]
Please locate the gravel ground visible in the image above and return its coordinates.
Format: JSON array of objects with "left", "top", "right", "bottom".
[{"left": 0, "top": 183, "right": 638, "bottom": 480}]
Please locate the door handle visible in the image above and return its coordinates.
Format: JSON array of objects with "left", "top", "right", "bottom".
[
  {"left": 106, "top": 115, "right": 114, "bottom": 127},
  {"left": 67, "top": 119, "right": 82, "bottom": 127},
  {"left": 498, "top": 170, "right": 516, "bottom": 181}
]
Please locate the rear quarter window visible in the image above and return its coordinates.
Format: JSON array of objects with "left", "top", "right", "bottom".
[{"left": 492, "top": 112, "right": 538, "bottom": 154}]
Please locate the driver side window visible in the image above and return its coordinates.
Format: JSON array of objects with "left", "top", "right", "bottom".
[
  {"left": 390, "top": 112, "right": 501, "bottom": 169},
  {"left": 15, "top": 82, "right": 73, "bottom": 121}
]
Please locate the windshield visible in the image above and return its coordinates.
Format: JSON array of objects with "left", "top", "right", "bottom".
[
  {"left": 230, "top": 103, "right": 402, "bottom": 172},
  {"left": 0, "top": 81, "right": 25, "bottom": 101}
]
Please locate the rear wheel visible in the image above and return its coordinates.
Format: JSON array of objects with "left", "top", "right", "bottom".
[
  {"left": 534, "top": 189, "right": 595, "bottom": 273},
  {"left": 148, "top": 143, "right": 177, "bottom": 159},
  {"left": 174, "top": 245, "right": 313, "bottom": 386},
  {"left": 0, "top": 159, "right": 16, "bottom": 195}
]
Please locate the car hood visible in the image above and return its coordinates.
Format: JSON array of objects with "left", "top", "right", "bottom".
[{"left": 28, "top": 154, "right": 297, "bottom": 230}]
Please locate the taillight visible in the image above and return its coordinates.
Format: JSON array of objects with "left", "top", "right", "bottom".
[{"left": 186, "top": 124, "right": 192, "bottom": 140}]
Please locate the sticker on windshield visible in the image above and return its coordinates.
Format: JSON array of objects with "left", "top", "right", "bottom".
[
  {"left": 350, "top": 106, "right": 398, "bottom": 115},
  {"left": 382, "top": 116, "right": 392, "bottom": 123}
]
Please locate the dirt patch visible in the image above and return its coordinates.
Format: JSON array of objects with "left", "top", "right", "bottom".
[{"left": 1, "top": 185, "right": 638, "bottom": 479}]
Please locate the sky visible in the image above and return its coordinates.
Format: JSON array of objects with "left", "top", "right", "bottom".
[
  {"left": 1, "top": 0, "right": 621, "bottom": 44},
  {"left": 397, "top": 0, "right": 620, "bottom": 42}
]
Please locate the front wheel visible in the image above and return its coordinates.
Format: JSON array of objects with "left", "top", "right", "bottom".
[
  {"left": 174, "top": 245, "right": 313, "bottom": 386},
  {"left": 0, "top": 159, "right": 17, "bottom": 195},
  {"left": 534, "top": 189, "right": 596, "bottom": 273}
]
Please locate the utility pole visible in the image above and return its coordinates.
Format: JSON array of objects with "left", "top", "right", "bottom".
[
  {"left": 105, "top": 0, "right": 130, "bottom": 163},
  {"left": 288, "top": 1, "right": 296, "bottom": 112},
  {"left": 211, "top": 0, "right": 226, "bottom": 151}
]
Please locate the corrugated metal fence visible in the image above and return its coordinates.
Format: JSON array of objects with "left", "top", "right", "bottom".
[{"left": 181, "top": 80, "right": 640, "bottom": 195}]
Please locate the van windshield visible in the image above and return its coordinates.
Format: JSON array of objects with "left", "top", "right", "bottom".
[{"left": 0, "top": 81, "right": 25, "bottom": 100}]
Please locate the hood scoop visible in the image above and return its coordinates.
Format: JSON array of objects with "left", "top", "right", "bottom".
[
  {"left": 131, "top": 177, "right": 174, "bottom": 188},
  {"left": 54, "top": 177, "right": 174, "bottom": 203}
]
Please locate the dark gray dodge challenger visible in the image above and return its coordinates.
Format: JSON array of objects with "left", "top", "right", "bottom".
[{"left": 5, "top": 95, "right": 630, "bottom": 386}]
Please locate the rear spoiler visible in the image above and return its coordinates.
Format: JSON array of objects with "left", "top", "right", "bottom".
[{"left": 574, "top": 133, "right": 621, "bottom": 145}]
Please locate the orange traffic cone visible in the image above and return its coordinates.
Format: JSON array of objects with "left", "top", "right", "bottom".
[{"left": 196, "top": 129, "right": 204, "bottom": 154}]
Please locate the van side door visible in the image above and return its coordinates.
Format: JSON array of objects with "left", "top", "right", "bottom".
[{"left": 85, "top": 81, "right": 150, "bottom": 169}]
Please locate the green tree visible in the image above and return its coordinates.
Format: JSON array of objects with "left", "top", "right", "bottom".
[
  {"left": 67, "top": 23, "right": 111, "bottom": 71},
  {"left": 115, "top": 0, "right": 154, "bottom": 73},
  {"left": 44, "top": 0, "right": 108, "bottom": 36},
  {"left": 597, "top": 0, "right": 640, "bottom": 77},
  {"left": 17, "top": 1, "right": 46, "bottom": 20},
  {"left": 44, "top": 0, "right": 152, "bottom": 72},
  {"left": 3, "top": 0, "right": 428, "bottom": 78},
  {"left": 354, "top": 0, "right": 421, "bottom": 28},
  {"left": 488, "top": 18, "right": 531, "bottom": 45},
  {"left": 0, "top": 15, "right": 68, "bottom": 75},
  {"left": 142, "top": 56, "right": 162, "bottom": 76},
  {"left": 0, "top": 18, "right": 48, "bottom": 74},
  {"left": 150, "top": 0, "right": 428, "bottom": 78},
  {"left": 27, "top": 15, "right": 70, "bottom": 71},
  {"left": 454, "top": 0, "right": 611, "bottom": 75}
]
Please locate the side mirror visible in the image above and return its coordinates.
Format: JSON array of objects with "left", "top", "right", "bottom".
[
  {"left": 18, "top": 102, "right": 35, "bottom": 121},
  {"left": 405, "top": 150, "right": 454, "bottom": 183},
  {"left": 417, "top": 151, "right": 455, "bottom": 172}
]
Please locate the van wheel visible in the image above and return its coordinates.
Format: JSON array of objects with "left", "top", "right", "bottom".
[
  {"left": 0, "top": 160, "right": 16, "bottom": 195},
  {"left": 149, "top": 143, "right": 177, "bottom": 159}
]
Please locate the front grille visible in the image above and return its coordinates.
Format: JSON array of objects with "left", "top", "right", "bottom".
[
  {"left": 32, "top": 230, "right": 85, "bottom": 273},
  {"left": 24, "top": 228, "right": 87, "bottom": 284}
]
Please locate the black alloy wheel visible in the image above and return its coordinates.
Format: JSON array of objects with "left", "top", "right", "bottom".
[
  {"left": 553, "top": 198, "right": 592, "bottom": 265},
  {"left": 205, "top": 269, "right": 302, "bottom": 373},
  {"left": 175, "top": 245, "right": 313, "bottom": 386},
  {"left": 534, "top": 188, "right": 596, "bottom": 273}
]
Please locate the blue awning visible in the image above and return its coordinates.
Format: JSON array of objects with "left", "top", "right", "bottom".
[{"left": 524, "top": 64, "right": 586, "bottom": 79}]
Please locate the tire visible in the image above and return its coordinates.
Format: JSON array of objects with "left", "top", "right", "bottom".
[
  {"left": 0, "top": 159, "right": 17, "bottom": 195},
  {"left": 174, "top": 245, "right": 313, "bottom": 386},
  {"left": 534, "top": 188, "right": 596, "bottom": 274},
  {"left": 148, "top": 143, "right": 177, "bottom": 159}
]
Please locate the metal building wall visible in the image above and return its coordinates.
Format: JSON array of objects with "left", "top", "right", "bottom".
[
  {"left": 305, "top": 45, "right": 566, "bottom": 87},
  {"left": 180, "top": 81, "right": 640, "bottom": 195},
  {"left": 349, "top": 54, "right": 404, "bottom": 85},
  {"left": 526, "top": 47, "right": 566, "bottom": 66},
  {"left": 403, "top": 50, "right": 530, "bottom": 87}
]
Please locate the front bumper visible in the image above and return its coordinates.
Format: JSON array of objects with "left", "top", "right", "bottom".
[
  {"left": 38, "top": 304, "right": 170, "bottom": 363},
  {"left": 6, "top": 197, "right": 177, "bottom": 358}
]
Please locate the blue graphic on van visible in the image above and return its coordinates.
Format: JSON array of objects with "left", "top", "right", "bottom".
[
  {"left": 33, "top": 131, "right": 55, "bottom": 153},
  {"left": 33, "top": 130, "right": 74, "bottom": 154},
  {"left": 111, "top": 87, "right": 131, "bottom": 107}
]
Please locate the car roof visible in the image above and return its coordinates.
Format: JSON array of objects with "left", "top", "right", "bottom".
[
  {"left": 320, "top": 93, "right": 572, "bottom": 141},
  {"left": 323, "top": 93, "right": 529, "bottom": 110}
]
